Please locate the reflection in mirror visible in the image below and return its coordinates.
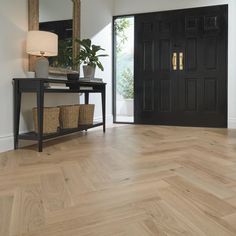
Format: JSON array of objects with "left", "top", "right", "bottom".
[{"left": 39, "top": 0, "right": 73, "bottom": 70}]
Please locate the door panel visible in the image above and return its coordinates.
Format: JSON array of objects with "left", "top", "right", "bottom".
[
  {"left": 160, "top": 39, "right": 171, "bottom": 71},
  {"left": 143, "top": 79, "right": 155, "bottom": 111},
  {"left": 204, "top": 78, "right": 217, "bottom": 111},
  {"left": 160, "top": 80, "right": 171, "bottom": 112},
  {"left": 185, "top": 79, "right": 198, "bottom": 111},
  {"left": 204, "top": 37, "right": 218, "bottom": 70},
  {"left": 134, "top": 5, "right": 227, "bottom": 127},
  {"left": 143, "top": 41, "right": 155, "bottom": 72},
  {"left": 186, "top": 38, "right": 197, "bottom": 71}
]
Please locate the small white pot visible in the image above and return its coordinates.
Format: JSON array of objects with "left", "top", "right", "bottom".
[{"left": 83, "top": 65, "right": 95, "bottom": 79}]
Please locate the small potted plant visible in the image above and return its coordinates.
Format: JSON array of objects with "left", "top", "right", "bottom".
[{"left": 75, "top": 39, "right": 108, "bottom": 78}]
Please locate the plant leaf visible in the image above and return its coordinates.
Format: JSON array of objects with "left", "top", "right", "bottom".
[{"left": 97, "top": 54, "right": 108, "bottom": 57}]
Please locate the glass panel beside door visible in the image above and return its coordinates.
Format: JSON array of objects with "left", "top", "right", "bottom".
[{"left": 113, "top": 16, "right": 134, "bottom": 123}]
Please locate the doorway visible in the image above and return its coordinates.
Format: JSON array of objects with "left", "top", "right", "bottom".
[
  {"left": 134, "top": 5, "right": 228, "bottom": 127},
  {"left": 113, "top": 5, "right": 228, "bottom": 127}
]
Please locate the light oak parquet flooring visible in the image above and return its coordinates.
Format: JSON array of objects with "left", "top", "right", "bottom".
[{"left": 0, "top": 125, "right": 236, "bottom": 235}]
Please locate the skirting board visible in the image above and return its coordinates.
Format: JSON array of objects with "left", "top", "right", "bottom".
[
  {"left": 0, "top": 134, "right": 14, "bottom": 153},
  {"left": 229, "top": 118, "right": 236, "bottom": 129},
  {"left": 0, "top": 114, "right": 113, "bottom": 153},
  {"left": 94, "top": 114, "right": 113, "bottom": 124}
]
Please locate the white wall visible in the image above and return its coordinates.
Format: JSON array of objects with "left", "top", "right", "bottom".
[
  {"left": 80, "top": 0, "right": 113, "bottom": 122},
  {"left": 0, "top": 0, "right": 28, "bottom": 152},
  {"left": 114, "top": 0, "right": 236, "bottom": 129}
]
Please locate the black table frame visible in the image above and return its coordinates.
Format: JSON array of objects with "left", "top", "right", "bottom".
[{"left": 13, "top": 78, "right": 106, "bottom": 152}]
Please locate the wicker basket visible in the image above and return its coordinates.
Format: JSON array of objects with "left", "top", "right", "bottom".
[
  {"left": 78, "top": 104, "right": 95, "bottom": 125},
  {"left": 59, "top": 105, "right": 80, "bottom": 129},
  {"left": 33, "top": 107, "right": 60, "bottom": 134}
]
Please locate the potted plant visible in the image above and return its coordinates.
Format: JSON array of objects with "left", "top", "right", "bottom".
[{"left": 75, "top": 39, "right": 108, "bottom": 78}]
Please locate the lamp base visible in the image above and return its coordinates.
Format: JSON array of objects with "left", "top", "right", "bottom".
[{"left": 35, "top": 57, "right": 49, "bottom": 78}]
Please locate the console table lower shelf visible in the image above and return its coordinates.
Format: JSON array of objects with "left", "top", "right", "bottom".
[{"left": 18, "top": 122, "right": 103, "bottom": 141}]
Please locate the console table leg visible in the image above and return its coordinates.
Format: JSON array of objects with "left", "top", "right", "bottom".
[
  {"left": 85, "top": 92, "right": 89, "bottom": 104},
  {"left": 102, "top": 87, "right": 106, "bottom": 133},
  {"left": 84, "top": 92, "right": 90, "bottom": 131},
  {"left": 37, "top": 83, "right": 44, "bottom": 152},
  {"left": 14, "top": 81, "right": 21, "bottom": 150}
]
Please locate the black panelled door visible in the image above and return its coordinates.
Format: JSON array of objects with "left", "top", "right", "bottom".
[{"left": 134, "top": 5, "right": 228, "bottom": 127}]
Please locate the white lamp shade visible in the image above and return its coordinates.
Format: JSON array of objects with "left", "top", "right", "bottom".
[{"left": 26, "top": 31, "right": 58, "bottom": 57}]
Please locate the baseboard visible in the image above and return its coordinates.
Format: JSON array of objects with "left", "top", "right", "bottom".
[
  {"left": 0, "top": 131, "right": 31, "bottom": 153},
  {"left": 94, "top": 114, "right": 113, "bottom": 124},
  {"left": 0, "top": 134, "right": 14, "bottom": 153},
  {"left": 229, "top": 118, "right": 236, "bottom": 129}
]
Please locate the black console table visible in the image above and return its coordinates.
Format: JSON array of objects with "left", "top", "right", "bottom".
[{"left": 13, "top": 78, "right": 106, "bottom": 152}]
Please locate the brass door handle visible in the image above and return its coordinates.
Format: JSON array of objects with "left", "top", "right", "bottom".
[
  {"left": 172, "top": 52, "right": 177, "bottom": 71},
  {"left": 179, "top": 52, "right": 184, "bottom": 71}
]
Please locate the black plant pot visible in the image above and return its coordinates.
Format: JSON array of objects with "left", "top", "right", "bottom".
[
  {"left": 67, "top": 73, "right": 80, "bottom": 81},
  {"left": 67, "top": 72, "right": 80, "bottom": 90}
]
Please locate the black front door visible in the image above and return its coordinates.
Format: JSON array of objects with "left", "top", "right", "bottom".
[{"left": 134, "top": 5, "right": 228, "bottom": 127}]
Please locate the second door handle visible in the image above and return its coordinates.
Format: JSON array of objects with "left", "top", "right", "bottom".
[
  {"left": 179, "top": 52, "right": 184, "bottom": 71},
  {"left": 172, "top": 52, "right": 184, "bottom": 71}
]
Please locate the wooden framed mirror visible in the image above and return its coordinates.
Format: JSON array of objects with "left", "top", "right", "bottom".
[{"left": 28, "top": 0, "right": 80, "bottom": 75}]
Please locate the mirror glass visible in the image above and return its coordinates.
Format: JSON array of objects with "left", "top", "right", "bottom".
[{"left": 39, "top": 0, "right": 73, "bottom": 70}]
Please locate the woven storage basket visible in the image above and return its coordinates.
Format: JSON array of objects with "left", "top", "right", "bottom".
[
  {"left": 59, "top": 105, "right": 80, "bottom": 129},
  {"left": 78, "top": 104, "right": 95, "bottom": 125},
  {"left": 33, "top": 107, "right": 60, "bottom": 134}
]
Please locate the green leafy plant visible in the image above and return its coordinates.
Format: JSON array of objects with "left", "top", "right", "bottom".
[
  {"left": 74, "top": 39, "right": 108, "bottom": 71},
  {"left": 114, "top": 18, "right": 130, "bottom": 54},
  {"left": 118, "top": 68, "right": 134, "bottom": 99}
]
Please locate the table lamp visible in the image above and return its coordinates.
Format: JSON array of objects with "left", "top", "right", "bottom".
[{"left": 26, "top": 31, "right": 58, "bottom": 78}]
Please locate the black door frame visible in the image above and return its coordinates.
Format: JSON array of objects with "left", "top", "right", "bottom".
[{"left": 112, "top": 4, "right": 228, "bottom": 126}]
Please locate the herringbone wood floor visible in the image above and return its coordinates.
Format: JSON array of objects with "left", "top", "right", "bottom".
[{"left": 1, "top": 125, "right": 236, "bottom": 236}]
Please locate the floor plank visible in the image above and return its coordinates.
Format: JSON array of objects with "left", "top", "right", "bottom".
[
  {"left": 9, "top": 185, "right": 45, "bottom": 235},
  {"left": 0, "top": 195, "right": 13, "bottom": 236}
]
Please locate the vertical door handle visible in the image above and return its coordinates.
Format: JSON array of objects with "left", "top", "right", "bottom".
[
  {"left": 172, "top": 52, "right": 177, "bottom": 71},
  {"left": 179, "top": 52, "right": 184, "bottom": 71}
]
